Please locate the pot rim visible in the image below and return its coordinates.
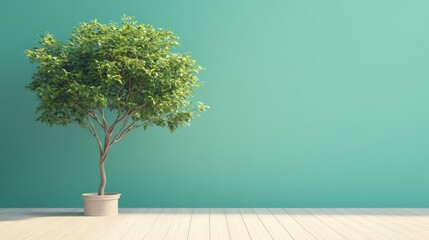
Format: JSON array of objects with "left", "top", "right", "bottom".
[{"left": 82, "top": 192, "right": 121, "bottom": 200}]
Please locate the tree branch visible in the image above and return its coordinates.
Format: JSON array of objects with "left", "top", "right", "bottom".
[
  {"left": 108, "top": 112, "right": 128, "bottom": 134},
  {"left": 108, "top": 104, "right": 145, "bottom": 134},
  {"left": 96, "top": 107, "right": 113, "bottom": 164},
  {"left": 97, "top": 107, "right": 109, "bottom": 130},
  {"left": 88, "top": 111, "right": 103, "bottom": 127},
  {"left": 109, "top": 119, "right": 145, "bottom": 147},
  {"left": 83, "top": 116, "right": 103, "bottom": 155},
  {"left": 112, "top": 119, "right": 136, "bottom": 143},
  {"left": 118, "top": 122, "right": 144, "bottom": 140},
  {"left": 80, "top": 105, "right": 148, "bottom": 159}
]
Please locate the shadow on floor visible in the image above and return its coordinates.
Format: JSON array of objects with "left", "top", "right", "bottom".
[
  {"left": 1, "top": 208, "right": 429, "bottom": 221},
  {"left": 0, "top": 209, "right": 84, "bottom": 221}
]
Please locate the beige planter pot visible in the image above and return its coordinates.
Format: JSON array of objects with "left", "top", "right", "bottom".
[{"left": 82, "top": 193, "right": 121, "bottom": 216}]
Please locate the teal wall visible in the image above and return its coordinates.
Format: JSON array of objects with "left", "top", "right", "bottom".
[{"left": 1, "top": 0, "right": 429, "bottom": 207}]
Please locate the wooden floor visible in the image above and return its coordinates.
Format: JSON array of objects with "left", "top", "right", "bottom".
[{"left": 1, "top": 209, "right": 429, "bottom": 240}]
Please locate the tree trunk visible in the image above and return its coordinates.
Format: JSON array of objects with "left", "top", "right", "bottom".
[
  {"left": 98, "top": 122, "right": 111, "bottom": 195},
  {"left": 98, "top": 161, "right": 106, "bottom": 195}
]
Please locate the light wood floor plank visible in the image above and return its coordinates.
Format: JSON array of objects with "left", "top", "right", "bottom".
[
  {"left": 381, "top": 208, "right": 429, "bottom": 229},
  {"left": 254, "top": 208, "right": 294, "bottom": 240},
  {"left": 347, "top": 208, "right": 426, "bottom": 240},
  {"left": 75, "top": 209, "right": 140, "bottom": 240},
  {"left": 335, "top": 208, "right": 413, "bottom": 240},
  {"left": 305, "top": 208, "right": 372, "bottom": 240},
  {"left": 188, "top": 208, "right": 210, "bottom": 240},
  {"left": 210, "top": 208, "right": 231, "bottom": 240},
  {"left": 21, "top": 209, "right": 86, "bottom": 240},
  {"left": 3, "top": 208, "right": 429, "bottom": 239},
  {"left": 0, "top": 209, "right": 79, "bottom": 240},
  {"left": 53, "top": 218, "right": 91, "bottom": 240},
  {"left": 119, "top": 208, "right": 163, "bottom": 240},
  {"left": 240, "top": 208, "right": 273, "bottom": 240},
  {"left": 284, "top": 208, "right": 346, "bottom": 240},
  {"left": 164, "top": 208, "right": 192, "bottom": 240},
  {"left": 143, "top": 208, "right": 177, "bottom": 240},
  {"left": 375, "top": 208, "right": 429, "bottom": 225},
  {"left": 405, "top": 209, "right": 429, "bottom": 215},
  {"left": 315, "top": 208, "right": 390, "bottom": 240},
  {"left": 399, "top": 208, "right": 429, "bottom": 225},
  {"left": 269, "top": 208, "right": 317, "bottom": 240},
  {"left": 225, "top": 208, "right": 252, "bottom": 240},
  {"left": 97, "top": 209, "right": 147, "bottom": 240},
  {"left": 351, "top": 208, "right": 429, "bottom": 240},
  {"left": 60, "top": 214, "right": 122, "bottom": 240}
]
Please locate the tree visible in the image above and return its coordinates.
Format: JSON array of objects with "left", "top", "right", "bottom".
[{"left": 25, "top": 16, "right": 208, "bottom": 195}]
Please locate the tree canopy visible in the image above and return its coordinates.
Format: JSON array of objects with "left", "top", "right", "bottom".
[{"left": 26, "top": 16, "right": 208, "bottom": 137}]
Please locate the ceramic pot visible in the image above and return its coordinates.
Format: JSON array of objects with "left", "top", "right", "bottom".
[{"left": 82, "top": 193, "right": 121, "bottom": 216}]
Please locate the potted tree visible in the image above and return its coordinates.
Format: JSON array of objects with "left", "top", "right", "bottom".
[{"left": 25, "top": 16, "right": 208, "bottom": 216}]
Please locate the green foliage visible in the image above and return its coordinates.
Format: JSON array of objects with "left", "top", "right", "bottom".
[{"left": 26, "top": 16, "right": 208, "bottom": 132}]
